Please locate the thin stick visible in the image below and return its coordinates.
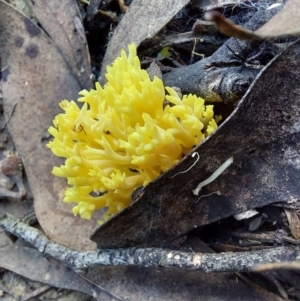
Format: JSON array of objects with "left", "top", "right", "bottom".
[{"left": 1, "top": 214, "right": 299, "bottom": 272}]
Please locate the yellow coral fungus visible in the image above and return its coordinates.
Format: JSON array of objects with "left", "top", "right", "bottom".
[{"left": 47, "top": 43, "right": 220, "bottom": 223}]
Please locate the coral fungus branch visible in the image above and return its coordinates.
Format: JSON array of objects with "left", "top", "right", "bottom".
[{"left": 47, "top": 43, "right": 220, "bottom": 223}]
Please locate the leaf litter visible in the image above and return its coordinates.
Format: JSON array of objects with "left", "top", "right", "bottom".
[{"left": 1, "top": 0, "right": 300, "bottom": 300}]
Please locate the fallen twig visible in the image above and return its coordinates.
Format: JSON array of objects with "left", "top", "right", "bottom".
[{"left": 1, "top": 213, "right": 299, "bottom": 272}]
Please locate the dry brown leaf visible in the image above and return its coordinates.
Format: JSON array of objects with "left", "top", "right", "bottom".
[
  {"left": 0, "top": 0, "right": 97, "bottom": 250},
  {"left": 26, "top": 0, "right": 92, "bottom": 89},
  {"left": 100, "top": 0, "right": 190, "bottom": 77}
]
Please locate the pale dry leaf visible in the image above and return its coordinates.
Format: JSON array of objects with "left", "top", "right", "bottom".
[
  {"left": 26, "top": 0, "right": 92, "bottom": 89},
  {"left": 234, "top": 209, "right": 259, "bottom": 221},
  {"left": 284, "top": 209, "right": 300, "bottom": 240},
  {"left": 0, "top": 0, "right": 98, "bottom": 250},
  {"left": 100, "top": 0, "right": 190, "bottom": 77},
  {"left": 192, "top": 0, "right": 241, "bottom": 11},
  {"left": 8, "top": 0, "right": 35, "bottom": 18},
  {"left": 255, "top": 0, "right": 300, "bottom": 39}
]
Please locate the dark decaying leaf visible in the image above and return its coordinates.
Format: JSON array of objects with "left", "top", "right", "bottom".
[
  {"left": 86, "top": 265, "right": 283, "bottom": 301},
  {"left": 86, "top": 0, "right": 102, "bottom": 21},
  {"left": 92, "top": 38, "right": 300, "bottom": 249},
  {"left": 0, "top": 0, "right": 97, "bottom": 250}
]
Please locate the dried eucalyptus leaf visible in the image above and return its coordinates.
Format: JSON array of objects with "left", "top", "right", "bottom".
[
  {"left": 0, "top": 0, "right": 97, "bottom": 250},
  {"left": 255, "top": 0, "right": 300, "bottom": 39},
  {"left": 26, "top": 0, "right": 92, "bottom": 88}
]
